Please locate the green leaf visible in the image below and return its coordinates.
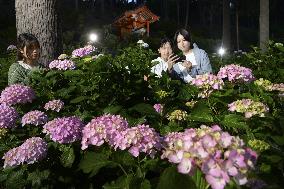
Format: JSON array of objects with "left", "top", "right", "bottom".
[
  {"left": 45, "top": 71, "right": 58, "bottom": 78},
  {"left": 60, "top": 146, "right": 75, "bottom": 168},
  {"left": 103, "top": 105, "right": 123, "bottom": 114},
  {"left": 79, "top": 151, "right": 112, "bottom": 176},
  {"left": 103, "top": 175, "right": 133, "bottom": 189},
  {"left": 260, "top": 163, "right": 271, "bottom": 173},
  {"left": 70, "top": 96, "right": 88, "bottom": 103},
  {"left": 156, "top": 166, "right": 197, "bottom": 189},
  {"left": 189, "top": 102, "right": 214, "bottom": 123},
  {"left": 6, "top": 169, "right": 27, "bottom": 189},
  {"left": 103, "top": 175, "right": 151, "bottom": 189},
  {"left": 220, "top": 114, "right": 247, "bottom": 132},
  {"left": 265, "top": 155, "right": 282, "bottom": 163},
  {"left": 27, "top": 169, "right": 50, "bottom": 187},
  {"left": 191, "top": 169, "right": 208, "bottom": 189},
  {"left": 63, "top": 70, "right": 83, "bottom": 77},
  {"left": 271, "top": 136, "right": 284, "bottom": 146},
  {"left": 129, "top": 103, "right": 159, "bottom": 116}
]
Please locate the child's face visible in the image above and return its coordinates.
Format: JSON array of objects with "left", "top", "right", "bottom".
[
  {"left": 21, "top": 45, "right": 40, "bottom": 62},
  {"left": 158, "top": 42, "right": 173, "bottom": 61},
  {"left": 177, "top": 34, "right": 191, "bottom": 53}
]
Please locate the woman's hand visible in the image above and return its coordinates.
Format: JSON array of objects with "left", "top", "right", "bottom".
[
  {"left": 181, "top": 60, "right": 192, "bottom": 71},
  {"left": 167, "top": 54, "right": 179, "bottom": 72}
]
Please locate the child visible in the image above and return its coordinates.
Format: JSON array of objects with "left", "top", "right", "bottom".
[
  {"left": 151, "top": 37, "right": 193, "bottom": 83},
  {"left": 8, "top": 33, "right": 41, "bottom": 85}
]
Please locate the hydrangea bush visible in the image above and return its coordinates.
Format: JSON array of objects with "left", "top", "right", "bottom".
[{"left": 0, "top": 42, "right": 283, "bottom": 188}]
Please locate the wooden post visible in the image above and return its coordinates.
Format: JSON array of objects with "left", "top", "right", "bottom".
[{"left": 146, "top": 21, "right": 150, "bottom": 37}]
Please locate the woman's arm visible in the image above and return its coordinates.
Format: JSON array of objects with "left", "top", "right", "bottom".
[{"left": 199, "top": 50, "right": 212, "bottom": 74}]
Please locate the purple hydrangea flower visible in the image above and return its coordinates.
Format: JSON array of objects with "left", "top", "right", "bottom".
[
  {"left": 21, "top": 110, "right": 48, "bottom": 126},
  {"left": 0, "top": 84, "right": 36, "bottom": 106},
  {"left": 44, "top": 100, "right": 64, "bottom": 112},
  {"left": 72, "top": 45, "right": 96, "bottom": 58},
  {"left": 43, "top": 116, "right": 84, "bottom": 144},
  {"left": 81, "top": 114, "right": 129, "bottom": 150},
  {"left": 49, "top": 59, "right": 76, "bottom": 70},
  {"left": 2, "top": 137, "right": 47, "bottom": 168},
  {"left": 217, "top": 64, "right": 255, "bottom": 83},
  {"left": 0, "top": 104, "right": 19, "bottom": 129}
]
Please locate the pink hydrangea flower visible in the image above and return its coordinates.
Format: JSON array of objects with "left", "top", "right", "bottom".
[
  {"left": 0, "top": 84, "right": 36, "bottom": 106},
  {"left": 217, "top": 64, "right": 255, "bottom": 83},
  {"left": 81, "top": 114, "right": 129, "bottom": 150},
  {"left": 0, "top": 104, "right": 19, "bottom": 129},
  {"left": 44, "top": 100, "right": 64, "bottom": 112},
  {"left": 228, "top": 99, "right": 269, "bottom": 118},
  {"left": 191, "top": 74, "right": 224, "bottom": 98},
  {"left": 49, "top": 59, "right": 76, "bottom": 70},
  {"left": 21, "top": 110, "right": 48, "bottom": 126},
  {"left": 43, "top": 116, "right": 84, "bottom": 144},
  {"left": 119, "top": 124, "right": 162, "bottom": 158},
  {"left": 153, "top": 104, "right": 163, "bottom": 114},
  {"left": 2, "top": 137, "right": 47, "bottom": 168},
  {"left": 161, "top": 125, "right": 257, "bottom": 189},
  {"left": 72, "top": 45, "right": 96, "bottom": 58}
]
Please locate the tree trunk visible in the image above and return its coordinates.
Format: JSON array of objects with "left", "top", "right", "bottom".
[
  {"left": 176, "top": 0, "right": 180, "bottom": 26},
  {"left": 259, "top": 0, "right": 269, "bottom": 51},
  {"left": 184, "top": 0, "right": 190, "bottom": 29},
  {"left": 15, "top": 0, "right": 62, "bottom": 66},
  {"left": 222, "top": 0, "right": 231, "bottom": 51}
]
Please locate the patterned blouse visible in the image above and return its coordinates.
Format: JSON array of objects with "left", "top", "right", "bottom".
[{"left": 8, "top": 61, "right": 39, "bottom": 85}]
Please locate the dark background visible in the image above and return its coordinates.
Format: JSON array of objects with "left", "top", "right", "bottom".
[{"left": 0, "top": 0, "right": 283, "bottom": 53}]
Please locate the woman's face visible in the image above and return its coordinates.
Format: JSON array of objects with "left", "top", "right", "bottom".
[
  {"left": 21, "top": 45, "right": 40, "bottom": 62},
  {"left": 158, "top": 42, "right": 173, "bottom": 61},
  {"left": 177, "top": 34, "right": 191, "bottom": 53}
]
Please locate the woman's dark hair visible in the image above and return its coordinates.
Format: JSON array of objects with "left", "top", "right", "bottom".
[
  {"left": 174, "top": 29, "right": 193, "bottom": 49},
  {"left": 159, "top": 37, "right": 173, "bottom": 49},
  {"left": 17, "top": 33, "right": 40, "bottom": 61}
]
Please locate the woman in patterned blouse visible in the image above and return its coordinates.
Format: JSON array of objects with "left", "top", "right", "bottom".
[{"left": 8, "top": 33, "right": 41, "bottom": 85}]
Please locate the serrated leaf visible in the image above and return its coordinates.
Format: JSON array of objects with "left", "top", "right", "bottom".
[
  {"left": 45, "top": 71, "right": 58, "bottom": 78},
  {"left": 103, "top": 105, "right": 123, "bottom": 114},
  {"left": 6, "top": 169, "right": 27, "bottom": 189},
  {"left": 60, "top": 146, "right": 75, "bottom": 168},
  {"left": 70, "top": 96, "right": 88, "bottom": 103},
  {"left": 63, "top": 70, "right": 83, "bottom": 77},
  {"left": 156, "top": 166, "right": 196, "bottom": 189},
  {"left": 129, "top": 103, "right": 159, "bottom": 116},
  {"left": 265, "top": 155, "right": 282, "bottom": 163},
  {"left": 220, "top": 114, "right": 247, "bottom": 132},
  {"left": 103, "top": 175, "right": 133, "bottom": 189},
  {"left": 27, "top": 169, "right": 50, "bottom": 187},
  {"left": 271, "top": 136, "right": 284, "bottom": 146},
  {"left": 189, "top": 102, "right": 214, "bottom": 123},
  {"left": 79, "top": 152, "right": 112, "bottom": 176}
]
